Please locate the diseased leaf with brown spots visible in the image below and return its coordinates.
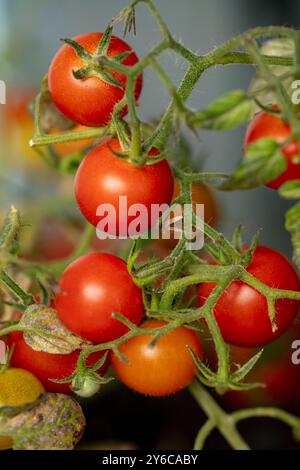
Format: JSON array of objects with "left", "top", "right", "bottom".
[
  {"left": 0, "top": 393, "right": 85, "bottom": 450},
  {"left": 19, "top": 304, "right": 91, "bottom": 354}
]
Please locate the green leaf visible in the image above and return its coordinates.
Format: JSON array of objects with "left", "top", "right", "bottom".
[
  {"left": 19, "top": 304, "right": 91, "bottom": 354},
  {"left": 0, "top": 393, "right": 85, "bottom": 450},
  {"left": 191, "top": 90, "right": 251, "bottom": 130},
  {"left": 279, "top": 180, "right": 300, "bottom": 199},
  {"left": 285, "top": 203, "right": 300, "bottom": 269},
  {"left": 220, "top": 138, "right": 286, "bottom": 190}
]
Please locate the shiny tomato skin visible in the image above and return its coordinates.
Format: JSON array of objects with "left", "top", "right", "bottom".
[
  {"left": 244, "top": 111, "right": 300, "bottom": 190},
  {"left": 74, "top": 138, "right": 174, "bottom": 236},
  {"left": 56, "top": 253, "right": 144, "bottom": 343},
  {"left": 111, "top": 320, "right": 202, "bottom": 396},
  {"left": 49, "top": 32, "right": 142, "bottom": 127},
  {"left": 198, "top": 246, "right": 300, "bottom": 347},
  {"left": 8, "top": 332, "right": 110, "bottom": 394}
]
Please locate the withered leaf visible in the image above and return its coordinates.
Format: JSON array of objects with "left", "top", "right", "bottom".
[
  {"left": 19, "top": 304, "right": 90, "bottom": 354},
  {"left": 0, "top": 393, "right": 85, "bottom": 450}
]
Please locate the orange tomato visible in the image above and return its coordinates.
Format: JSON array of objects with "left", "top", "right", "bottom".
[{"left": 112, "top": 320, "right": 202, "bottom": 396}]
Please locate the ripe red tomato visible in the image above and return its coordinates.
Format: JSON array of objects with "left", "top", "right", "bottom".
[
  {"left": 48, "top": 32, "right": 142, "bottom": 127},
  {"left": 8, "top": 332, "right": 110, "bottom": 394},
  {"left": 111, "top": 320, "right": 202, "bottom": 396},
  {"left": 244, "top": 110, "right": 300, "bottom": 189},
  {"left": 74, "top": 138, "right": 174, "bottom": 236},
  {"left": 198, "top": 246, "right": 300, "bottom": 347},
  {"left": 56, "top": 253, "right": 144, "bottom": 343}
]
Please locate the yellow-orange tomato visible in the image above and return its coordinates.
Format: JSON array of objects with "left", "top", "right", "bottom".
[
  {"left": 2, "top": 89, "right": 44, "bottom": 169},
  {"left": 112, "top": 320, "right": 202, "bottom": 396},
  {"left": 0, "top": 368, "right": 45, "bottom": 450},
  {"left": 49, "top": 125, "right": 94, "bottom": 157}
]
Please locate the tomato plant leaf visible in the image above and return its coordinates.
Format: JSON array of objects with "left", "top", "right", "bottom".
[
  {"left": 19, "top": 304, "right": 91, "bottom": 354},
  {"left": 190, "top": 90, "right": 251, "bottom": 130},
  {"left": 0, "top": 393, "right": 85, "bottom": 450},
  {"left": 220, "top": 138, "right": 286, "bottom": 190},
  {"left": 279, "top": 180, "right": 300, "bottom": 199}
]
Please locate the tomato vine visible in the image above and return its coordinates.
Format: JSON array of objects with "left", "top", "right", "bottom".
[{"left": 1, "top": 0, "right": 300, "bottom": 451}]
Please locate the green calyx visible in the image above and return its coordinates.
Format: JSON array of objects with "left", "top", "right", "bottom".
[{"left": 61, "top": 26, "right": 131, "bottom": 88}]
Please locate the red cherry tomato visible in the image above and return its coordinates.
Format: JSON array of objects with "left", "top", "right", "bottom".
[
  {"left": 198, "top": 246, "right": 300, "bottom": 347},
  {"left": 74, "top": 138, "right": 174, "bottom": 236},
  {"left": 111, "top": 320, "right": 202, "bottom": 396},
  {"left": 244, "top": 110, "right": 300, "bottom": 190},
  {"left": 56, "top": 253, "right": 144, "bottom": 343},
  {"left": 48, "top": 32, "right": 142, "bottom": 127},
  {"left": 8, "top": 332, "right": 110, "bottom": 394}
]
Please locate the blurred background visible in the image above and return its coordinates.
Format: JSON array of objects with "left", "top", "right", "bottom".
[{"left": 0, "top": 0, "right": 300, "bottom": 450}]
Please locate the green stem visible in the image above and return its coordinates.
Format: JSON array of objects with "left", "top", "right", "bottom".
[
  {"left": 78, "top": 319, "right": 179, "bottom": 367},
  {"left": 31, "top": 127, "right": 107, "bottom": 148},
  {"left": 232, "top": 407, "right": 300, "bottom": 429},
  {"left": 241, "top": 270, "right": 300, "bottom": 300},
  {"left": 193, "top": 419, "right": 215, "bottom": 450},
  {"left": 152, "top": 62, "right": 205, "bottom": 150},
  {"left": 151, "top": 26, "right": 298, "bottom": 150},
  {"left": 217, "top": 51, "right": 294, "bottom": 66},
  {"left": 190, "top": 381, "right": 250, "bottom": 450},
  {"left": 159, "top": 266, "right": 230, "bottom": 309},
  {"left": 0, "top": 272, "right": 34, "bottom": 306},
  {"left": 0, "top": 323, "right": 23, "bottom": 337},
  {"left": 126, "top": 74, "right": 142, "bottom": 163}
]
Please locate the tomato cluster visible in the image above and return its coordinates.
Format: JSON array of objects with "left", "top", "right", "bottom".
[{"left": 4, "top": 29, "right": 300, "bottom": 412}]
